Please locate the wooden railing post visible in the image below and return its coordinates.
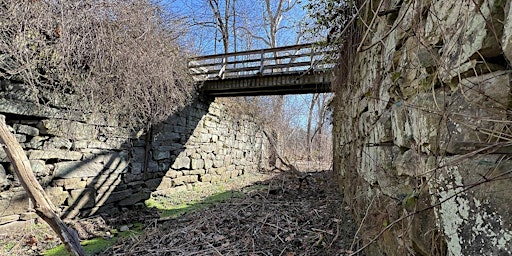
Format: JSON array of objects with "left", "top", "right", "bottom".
[
  {"left": 218, "top": 56, "right": 227, "bottom": 79},
  {"left": 259, "top": 50, "right": 265, "bottom": 75}
]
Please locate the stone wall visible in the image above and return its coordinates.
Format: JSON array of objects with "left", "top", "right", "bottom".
[
  {"left": 0, "top": 93, "right": 266, "bottom": 233},
  {"left": 333, "top": 0, "right": 512, "bottom": 255}
]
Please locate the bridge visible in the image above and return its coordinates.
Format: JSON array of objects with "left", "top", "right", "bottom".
[{"left": 188, "top": 43, "right": 334, "bottom": 97}]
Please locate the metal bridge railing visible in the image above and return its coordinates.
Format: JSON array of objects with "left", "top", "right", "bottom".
[{"left": 188, "top": 43, "right": 334, "bottom": 81}]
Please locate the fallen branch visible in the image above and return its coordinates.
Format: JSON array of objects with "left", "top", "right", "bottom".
[{"left": 0, "top": 116, "right": 86, "bottom": 256}]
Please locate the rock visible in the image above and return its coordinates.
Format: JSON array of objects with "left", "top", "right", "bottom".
[
  {"left": 44, "top": 186, "right": 68, "bottom": 206},
  {"left": 13, "top": 124, "right": 39, "bottom": 136},
  {"left": 153, "top": 150, "right": 170, "bottom": 161},
  {"left": 503, "top": 0, "right": 512, "bottom": 63},
  {"left": 191, "top": 158, "right": 204, "bottom": 169},
  {"left": 38, "top": 119, "right": 98, "bottom": 141},
  {"left": 54, "top": 161, "right": 104, "bottom": 178},
  {"left": 0, "top": 165, "right": 10, "bottom": 189},
  {"left": 68, "top": 188, "right": 96, "bottom": 209},
  {"left": 25, "top": 136, "right": 49, "bottom": 149},
  {"left": 28, "top": 149, "right": 82, "bottom": 161},
  {"left": 172, "top": 156, "right": 190, "bottom": 170}
]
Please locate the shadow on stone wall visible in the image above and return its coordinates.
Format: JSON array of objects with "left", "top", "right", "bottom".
[
  {"left": 57, "top": 96, "right": 211, "bottom": 220},
  {"left": 0, "top": 93, "right": 266, "bottom": 232}
]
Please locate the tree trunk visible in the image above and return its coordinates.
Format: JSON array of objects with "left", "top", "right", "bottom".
[{"left": 0, "top": 117, "right": 86, "bottom": 256}]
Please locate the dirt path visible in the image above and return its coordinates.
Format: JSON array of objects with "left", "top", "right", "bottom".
[{"left": 106, "top": 170, "right": 358, "bottom": 255}]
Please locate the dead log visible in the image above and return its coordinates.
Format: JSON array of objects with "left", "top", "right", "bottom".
[{"left": 0, "top": 116, "right": 87, "bottom": 256}]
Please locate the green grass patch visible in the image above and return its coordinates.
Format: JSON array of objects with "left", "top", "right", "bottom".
[
  {"left": 43, "top": 225, "right": 143, "bottom": 256},
  {"left": 44, "top": 238, "right": 112, "bottom": 256}
]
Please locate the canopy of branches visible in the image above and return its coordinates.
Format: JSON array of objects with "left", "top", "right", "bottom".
[{"left": 0, "top": 0, "right": 194, "bottom": 129}]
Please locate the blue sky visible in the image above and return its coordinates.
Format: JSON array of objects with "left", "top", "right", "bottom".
[
  {"left": 155, "top": 0, "right": 332, "bottom": 132},
  {"left": 157, "top": 0, "right": 313, "bottom": 55}
]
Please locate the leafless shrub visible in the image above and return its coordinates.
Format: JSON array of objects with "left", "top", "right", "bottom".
[{"left": 0, "top": 0, "right": 194, "bottom": 130}]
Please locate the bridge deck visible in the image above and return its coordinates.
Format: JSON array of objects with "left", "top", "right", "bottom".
[{"left": 189, "top": 43, "right": 334, "bottom": 96}]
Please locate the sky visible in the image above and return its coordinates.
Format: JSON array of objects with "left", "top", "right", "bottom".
[
  {"left": 157, "top": 0, "right": 314, "bottom": 55},
  {"left": 155, "top": 0, "right": 332, "bottom": 131}
]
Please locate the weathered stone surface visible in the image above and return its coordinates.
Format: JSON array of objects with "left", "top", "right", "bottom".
[
  {"left": 432, "top": 156, "right": 512, "bottom": 255},
  {"left": 0, "top": 165, "right": 9, "bottom": 189},
  {"left": 13, "top": 123, "right": 39, "bottom": 136},
  {"left": 28, "top": 160, "right": 48, "bottom": 177},
  {"left": 53, "top": 178, "right": 87, "bottom": 190},
  {"left": 38, "top": 119, "right": 98, "bottom": 141},
  {"left": 172, "top": 156, "right": 190, "bottom": 169},
  {"left": 191, "top": 158, "right": 204, "bottom": 169},
  {"left": 19, "top": 212, "right": 38, "bottom": 221},
  {"left": 445, "top": 71, "right": 510, "bottom": 153},
  {"left": 425, "top": 0, "right": 504, "bottom": 83},
  {"left": 333, "top": 1, "right": 512, "bottom": 255},
  {"left": 118, "top": 192, "right": 149, "bottom": 206},
  {"left": 28, "top": 149, "right": 82, "bottom": 161},
  {"left": 503, "top": 0, "right": 512, "bottom": 63},
  {"left": 44, "top": 186, "right": 68, "bottom": 206},
  {"left": 25, "top": 136, "right": 48, "bottom": 149},
  {"left": 153, "top": 150, "right": 170, "bottom": 160},
  {"left": 0, "top": 94, "right": 266, "bottom": 232},
  {"left": 43, "top": 137, "right": 72, "bottom": 150},
  {"left": 68, "top": 188, "right": 96, "bottom": 208},
  {"left": 0, "top": 192, "right": 29, "bottom": 216},
  {"left": 0, "top": 215, "right": 19, "bottom": 225},
  {"left": 54, "top": 161, "right": 104, "bottom": 178},
  {"left": 0, "top": 219, "right": 34, "bottom": 234}
]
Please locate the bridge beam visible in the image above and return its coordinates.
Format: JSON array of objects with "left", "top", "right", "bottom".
[{"left": 201, "top": 72, "right": 333, "bottom": 97}]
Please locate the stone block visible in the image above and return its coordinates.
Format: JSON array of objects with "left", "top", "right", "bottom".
[
  {"left": 0, "top": 219, "right": 34, "bottom": 235},
  {"left": 204, "top": 159, "right": 213, "bottom": 170},
  {"left": 68, "top": 188, "right": 96, "bottom": 208},
  {"left": 15, "top": 134, "right": 26, "bottom": 143},
  {"left": 0, "top": 214, "right": 19, "bottom": 225},
  {"left": 172, "top": 156, "right": 190, "bottom": 169},
  {"left": 123, "top": 173, "right": 142, "bottom": 183},
  {"left": 43, "top": 137, "right": 72, "bottom": 150},
  {"left": 0, "top": 191, "right": 30, "bottom": 216},
  {"left": 45, "top": 186, "right": 68, "bottom": 206},
  {"left": 191, "top": 158, "right": 204, "bottom": 169},
  {"left": 19, "top": 212, "right": 38, "bottom": 221},
  {"left": 183, "top": 169, "right": 204, "bottom": 175},
  {"left": 153, "top": 130, "right": 181, "bottom": 143},
  {"left": 200, "top": 174, "right": 212, "bottom": 182},
  {"left": 98, "top": 190, "right": 131, "bottom": 206},
  {"left": 131, "top": 162, "right": 143, "bottom": 174},
  {"left": 165, "top": 170, "right": 182, "bottom": 178},
  {"left": 157, "top": 177, "right": 174, "bottom": 190},
  {"left": 25, "top": 136, "right": 48, "bottom": 149},
  {"left": 99, "top": 126, "right": 137, "bottom": 139},
  {"left": 503, "top": 1, "right": 512, "bottom": 63},
  {"left": 38, "top": 119, "right": 98, "bottom": 141},
  {"left": 54, "top": 178, "right": 87, "bottom": 190},
  {"left": 445, "top": 71, "right": 510, "bottom": 153},
  {"left": 28, "top": 150, "right": 82, "bottom": 161},
  {"left": 54, "top": 161, "right": 104, "bottom": 178},
  {"left": 131, "top": 147, "right": 146, "bottom": 163},
  {"left": 153, "top": 150, "right": 170, "bottom": 160},
  {"left": 118, "top": 192, "right": 149, "bottom": 206},
  {"left": 13, "top": 124, "right": 39, "bottom": 136},
  {"left": 145, "top": 178, "right": 162, "bottom": 189}
]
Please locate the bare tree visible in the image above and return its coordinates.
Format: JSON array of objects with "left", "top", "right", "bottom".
[
  {"left": 0, "top": 0, "right": 193, "bottom": 253},
  {"left": 0, "top": 117, "right": 86, "bottom": 255}
]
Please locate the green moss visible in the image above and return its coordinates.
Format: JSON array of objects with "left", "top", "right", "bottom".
[
  {"left": 43, "top": 238, "right": 113, "bottom": 256},
  {"left": 1, "top": 241, "right": 16, "bottom": 253},
  {"left": 43, "top": 227, "right": 143, "bottom": 256}
]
